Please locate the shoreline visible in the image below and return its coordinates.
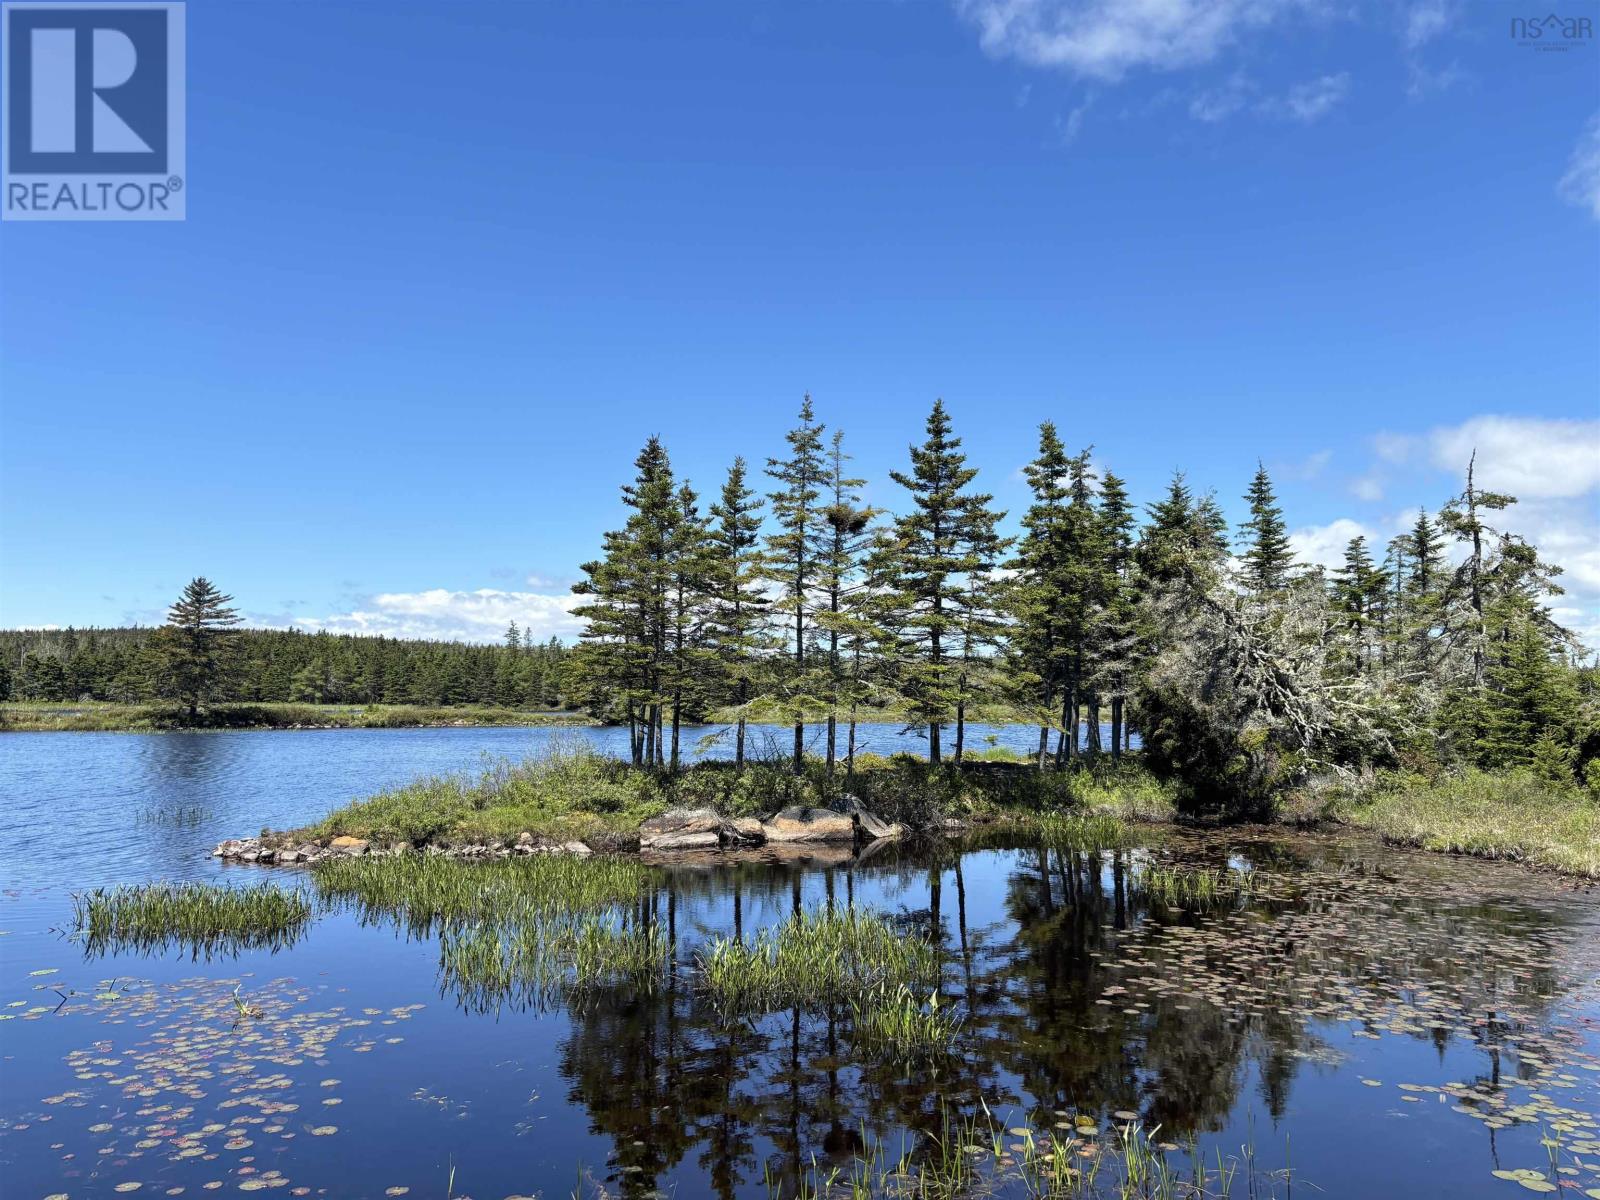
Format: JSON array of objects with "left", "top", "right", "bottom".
[{"left": 0, "top": 702, "right": 596, "bottom": 733}]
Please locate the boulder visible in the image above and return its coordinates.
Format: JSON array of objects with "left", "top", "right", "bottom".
[
  {"left": 640, "top": 808, "right": 723, "bottom": 852},
  {"left": 762, "top": 805, "right": 855, "bottom": 843},
  {"left": 724, "top": 817, "right": 766, "bottom": 847},
  {"left": 855, "top": 809, "right": 905, "bottom": 841},
  {"left": 329, "top": 835, "right": 370, "bottom": 855},
  {"left": 560, "top": 841, "right": 593, "bottom": 857}
]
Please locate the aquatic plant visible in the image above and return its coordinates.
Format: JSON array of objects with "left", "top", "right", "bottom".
[
  {"left": 1137, "top": 866, "right": 1252, "bottom": 911},
  {"left": 71, "top": 882, "right": 311, "bottom": 958},
  {"left": 312, "top": 852, "right": 654, "bottom": 935},
  {"left": 438, "top": 914, "right": 670, "bottom": 1012},
  {"left": 849, "top": 983, "right": 962, "bottom": 1061},
  {"left": 699, "top": 907, "right": 939, "bottom": 1012},
  {"left": 1035, "top": 811, "right": 1138, "bottom": 852}
]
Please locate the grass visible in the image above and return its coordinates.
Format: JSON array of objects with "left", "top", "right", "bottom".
[
  {"left": 1344, "top": 768, "right": 1600, "bottom": 878},
  {"left": 1034, "top": 811, "right": 1139, "bottom": 852},
  {"left": 312, "top": 851, "right": 654, "bottom": 934},
  {"left": 438, "top": 915, "right": 670, "bottom": 1012},
  {"left": 297, "top": 738, "right": 665, "bottom": 846},
  {"left": 699, "top": 907, "right": 940, "bottom": 1012},
  {"left": 849, "top": 983, "right": 962, "bottom": 1061},
  {"left": 72, "top": 881, "right": 312, "bottom": 957},
  {"left": 1137, "top": 866, "right": 1252, "bottom": 911},
  {"left": 0, "top": 700, "right": 589, "bottom": 733}
]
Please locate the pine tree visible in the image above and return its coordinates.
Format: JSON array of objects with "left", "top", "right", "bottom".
[
  {"left": 1239, "top": 462, "right": 1292, "bottom": 594},
  {"left": 156, "top": 577, "right": 242, "bottom": 720},
  {"left": 764, "top": 396, "right": 828, "bottom": 771},
  {"left": 505, "top": 621, "right": 521, "bottom": 652},
  {"left": 884, "top": 399, "right": 1000, "bottom": 763},
  {"left": 1331, "top": 535, "right": 1383, "bottom": 674},
  {"left": 1440, "top": 452, "right": 1516, "bottom": 688}
]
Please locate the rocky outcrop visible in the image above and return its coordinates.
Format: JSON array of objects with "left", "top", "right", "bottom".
[
  {"left": 761, "top": 805, "right": 856, "bottom": 843},
  {"left": 214, "top": 801, "right": 915, "bottom": 865},
  {"left": 639, "top": 808, "right": 725, "bottom": 852}
]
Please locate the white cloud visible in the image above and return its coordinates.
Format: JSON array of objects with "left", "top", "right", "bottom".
[
  {"left": 1558, "top": 112, "right": 1600, "bottom": 221},
  {"left": 1417, "top": 415, "right": 1600, "bottom": 501},
  {"left": 294, "top": 588, "right": 583, "bottom": 644},
  {"left": 1349, "top": 471, "right": 1384, "bottom": 502},
  {"left": 1055, "top": 93, "right": 1096, "bottom": 144},
  {"left": 1401, "top": 0, "right": 1452, "bottom": 50},
  {"left": 1357, "top": 415, "right": 1600, "bottom": 652},
  {"left": 955, "top": 0, "right": 1314, "bottom": 81},
  {"left": 1189, "top": 73, "right": 1254, "bottom": 122},
  {"left": 1265, "top": 72, "right": 1349, "bottom": 122},
  {"left": 1289, "top": 517, "right": 1378, "bottom": 571}
]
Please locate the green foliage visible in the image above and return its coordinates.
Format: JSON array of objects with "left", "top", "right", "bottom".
[
  {"left": 0, "top": 625, "right": 568, "bottom": 709},
  {"left": 300, "top": 739, "right": 660, "bottom": 846},
  {"left": 153, "top": 576, "right": 242, "bottom": 718}
]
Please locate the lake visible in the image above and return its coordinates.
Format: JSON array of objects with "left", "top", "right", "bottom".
[{"left": 2, "top": 727, "right": 1598, "bottom": 1199}]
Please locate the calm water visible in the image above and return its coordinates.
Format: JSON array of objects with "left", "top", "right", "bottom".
[{"left": 2, "top": 729, "right": 1598, "bottom": 1199}]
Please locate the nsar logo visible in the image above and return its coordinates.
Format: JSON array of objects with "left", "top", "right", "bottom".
[{"left": 3, "top": 2, "right": 185, "bottom": 221}]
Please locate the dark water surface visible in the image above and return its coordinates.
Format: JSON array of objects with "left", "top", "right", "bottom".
[{"left": 2, "top": 729, "right": 1598, "bottom": 1199}]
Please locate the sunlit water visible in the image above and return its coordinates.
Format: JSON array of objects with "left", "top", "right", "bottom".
[{"left": 2, "top": 728, "right": 1598, "bottom": 1199}]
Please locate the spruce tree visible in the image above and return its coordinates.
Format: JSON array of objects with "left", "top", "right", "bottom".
[
  {"left": 157, "top": 577, "right": 242, "bottom": 720},
  {"left": 885, "top": 399, "right": 1000, "bottom": 763},
  {"left": 812, "top": 431, "right": 875, "bottom": 773},
  {"left": 706, "top": 457, "right": 768, "bottom": 769},
  {"left": 1009, "top": 422, "right": 1073, "bottom": 767},
  {"left": 1095, "top": 470, "right": 1138, "bottom": 758},
  {"left": 764, "top": 396, "right": 828, "bottom": 771},
  {"left": 1239, "top": 462, "right": 1292, "bottom": 594}
]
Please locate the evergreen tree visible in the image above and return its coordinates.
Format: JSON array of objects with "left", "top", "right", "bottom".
[
  {"left": 706, "top": 457, "right": 769, "bottom": 769},
  {"left": 1008, "top": 422, "right": 1073, "bottom": 767},
  {"left": 763, "top": 396, "right": 828, "bottom": 771},
  {"left": 1094, "top": 469, "right": 1138, "bottom": 758},
  {"left": 884, "top": 399, "right": 1000, "bottom": 763},
  {"left": 811, "top": 431, "right": 875, "bottom": 773},
  {"left": 1238, "top": 462, "right": 1293, "bottom": 594},
  {"left": 155, "top": 577, "right": 242, "bottom": 719}
]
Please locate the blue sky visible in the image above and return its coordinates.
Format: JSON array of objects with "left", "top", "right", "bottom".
[{"left": 2, "top": 0, "right": 1597, "bottom": 643}]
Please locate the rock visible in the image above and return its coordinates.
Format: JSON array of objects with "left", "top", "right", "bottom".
[
  {"left": 277, "top": 849, "right": 300, "bottom": 864},
  {"left": 644, "top": 830, "right": 721, "bottom": 852},
  {"left": 640, "top": 807, "right": 723, "bottom": 851},
  {"left": 560, "top": 841, "right": 594, "bottom": 857},
  {"left": 516, "top": 831, "right": 536, "bottom": 846},
  {"left": 724, "top": 817, "right": 766, "bottom": 847},
  {"left": 762, "top": 806, "right": 855, "bottom": 843},
  {"left": 855, "top": 809, "right": 905, "bottom": 841},
  {"left": 329, "top": 835, "right": 369, "bottom": 855}
]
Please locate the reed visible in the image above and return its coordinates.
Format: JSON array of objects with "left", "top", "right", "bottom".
[
  {"left": 312, "top": 853, "right": 653, "bottom": 935},
  {"left": 699, "top": 908, "right": 939, "bottom": 1012},
  {"left": 72, "top": 882, "right": 311, "bottom": 957},
  {"left": 1138, "top": 866, "right": 1252, "bottom": 910},
  {"left": 438, "top": 914, "right": 670, "bottom": 1012},
  {"left": 849, "top": 983, "right": 962, "bottom": 1061}
]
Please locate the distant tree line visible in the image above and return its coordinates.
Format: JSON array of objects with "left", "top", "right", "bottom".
[
  {"left": 0, "top": 606, "right": 568, "bottom": 710},
  {"left": 568, "top": 396, "right": 1597, "bottom": 812}
]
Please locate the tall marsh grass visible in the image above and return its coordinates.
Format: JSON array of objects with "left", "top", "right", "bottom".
[
  {"left": 72, "top": 882, "right": 311, "bottom": 957},
  {"left": 699, "top": 908, "right": 939, "bottom": 1012},
  {"left": 1348, "top": 769, "right": 1600, "bottom": 878}
]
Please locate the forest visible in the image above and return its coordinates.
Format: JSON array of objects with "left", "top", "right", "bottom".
[
  {"left": 0, "top": 623, "right": 567, "bottom": 710},
  {"left": 566, "top": 396, "right": 1596, "bottom": 817}
]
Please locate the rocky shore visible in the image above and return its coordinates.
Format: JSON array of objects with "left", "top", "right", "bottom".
[{"left": 213, "top": 801, "right": 943, "bottom": 866}]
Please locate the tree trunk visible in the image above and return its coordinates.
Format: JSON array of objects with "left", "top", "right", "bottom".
[
  {"left": 793, "top": 721, "right": 804, "bottom": 772},
  {"left": 1037, "top": 723, "right": 1050, "bottom": 771},
  {"left": 735, "top": 716, "right": 746, "bottom": 770},
  {"left": 1110, "top": 697, "right": 1123, "bottom": 762},
  {"left": 954, "top": 698, "right": 966, "bottom": 764},
  {"left": 846, "top": 714, "right": 857, "bottom": 785},
  {"left": 928, "top": 720, "right": 942, "bottom": 764},
  {"left": 1087, "top": 699, "right": 1101, "bottom": 755},
  {"left": 669, "top": 692, "right": 682, "bottom": 774},
  {"left": 826, "top": 715, "right": 836, "bottom": 775}
]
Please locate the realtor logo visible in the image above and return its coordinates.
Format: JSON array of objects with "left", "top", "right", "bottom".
[{"left": 3, "top": 2, "right": 185, "bottom": 220}]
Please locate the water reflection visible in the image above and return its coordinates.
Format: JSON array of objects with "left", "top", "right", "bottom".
[{"left": 7, "top": 831, "right": 1599, "bottom": 1200}]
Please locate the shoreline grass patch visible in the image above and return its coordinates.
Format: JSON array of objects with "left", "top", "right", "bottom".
[
  {"left": 0, "top": 700, "right": 590, "bottom": 734},
  {"left": 1345, "top": 769, "right": 1599, "bottom": 878},
  {"left": 72, "top": 882, "right": 312, "bottom": 958}
]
